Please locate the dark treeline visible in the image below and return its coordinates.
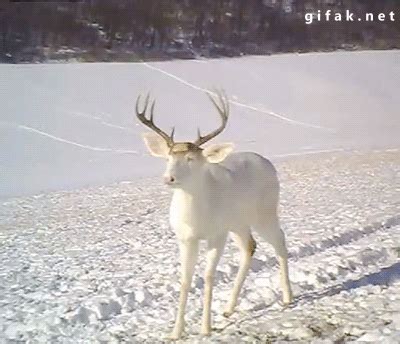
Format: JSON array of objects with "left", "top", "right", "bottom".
[{"left": 0, "top": 0, "right": 399, "bottom": 62}]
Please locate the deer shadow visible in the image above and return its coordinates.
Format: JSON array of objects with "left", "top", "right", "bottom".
[
  {"left": 289, "top": 214, "right": 400, "bottom": 262},
  {"left": 246, "top": 261, "right": 400, "bottom": 317},
  {"left": 252, "top": 214, "right": 400, "bottom": 271},
  {"left": 294, "top": 261, "right": 400, "bottom": 305}
]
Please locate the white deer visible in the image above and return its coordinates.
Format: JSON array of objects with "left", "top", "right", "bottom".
[{"left": 136, "top": 90, "right": 293, "bottom": 340}]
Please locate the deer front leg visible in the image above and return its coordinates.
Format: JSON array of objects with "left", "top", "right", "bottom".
[
  {"left": 169, "top": 239, "right": 199, "bottom": 340},
  {"left": 202, "top": 235, "right": 226, "bottom": 336}
]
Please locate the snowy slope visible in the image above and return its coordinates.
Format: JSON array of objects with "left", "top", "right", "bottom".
[
  {"left": 0, "top": 150, "right": 399, "bottom": 342},
  {"left": 1, "top": 50, "right": 400, "bottom": 198}
]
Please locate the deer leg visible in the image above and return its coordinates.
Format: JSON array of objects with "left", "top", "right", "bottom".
[
  {"left": 269, "top": 225, "right": 293, "bottom": 305},
  {"left": 269, "top": 228, "right": 292, "bottom": 305},
  {"left": 201, "top": 235, "right": 226, "bottom": 336},
  {"left": 223, "top": 230, "right": 255, "bottom": 317},
  {"left": 277, "top": 246, "right": 292, "bottom": 305},
  {"left": 169, "top": 239, "right": 199, "bottom": 340},
  {"left": 254, "top": 215, "right": 293, "bottom": 305}
]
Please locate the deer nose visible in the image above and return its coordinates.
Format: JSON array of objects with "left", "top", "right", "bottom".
[{"left": 163, "top": 175, "right": 175, "bottom": 184}]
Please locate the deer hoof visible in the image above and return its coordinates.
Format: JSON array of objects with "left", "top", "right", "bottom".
[
  {"left": 168, "top": 331, "right": 182, "bottom": 341},
  {"left": 223, "top": 310, "right": 234, "bottom": 318}
]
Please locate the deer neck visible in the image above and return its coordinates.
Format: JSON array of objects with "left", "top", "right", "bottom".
[
  {"left": 172, "top": 163, "right": 229, "bottom": 200},
  {"left": 173, "top": 173, "right": 211, "bottom": 200}
]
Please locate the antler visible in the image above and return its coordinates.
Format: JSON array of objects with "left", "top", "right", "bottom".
[
  {"left": 194, "top": 89, "right": 229, "bottom": 146},
  {"left": 135, "top": 94, "right": 175, "bottom": 147}
]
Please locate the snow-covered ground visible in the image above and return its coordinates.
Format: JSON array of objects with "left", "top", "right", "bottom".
[
  {"left": 1, "top": 50, "right": 400, "bottom": 198},
  {"left": 1, "top": 51, "right": 399, "bottom": 342},
  {"left": 1, "top": 149, "right": 399, "bottom": 343}
]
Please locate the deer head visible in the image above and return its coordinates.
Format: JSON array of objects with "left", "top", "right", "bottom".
[{"left": 136, "top": 90, "right": 234, "bottom": 187}]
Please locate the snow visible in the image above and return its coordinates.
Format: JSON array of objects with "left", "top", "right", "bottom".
[
  {"left": 1, "top": 51, "right": 399, "bottom": 342},
  {"left": 0, "top": 149, "right": 399, "bottom": 342},
  {"left": 1, "top": 50, "right": 400, "bottom": 198}
]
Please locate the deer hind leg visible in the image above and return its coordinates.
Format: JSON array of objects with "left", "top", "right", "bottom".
[
  {"left": 253, "top": 214, "right": 293, "bottom": 305},
  {"left": 169, "top": 239, "right": 199, "bottom": 340},
  {"left": 223, "top": 229, "right": 255, "bottom": 317},
  {"left": 201, "top": 235, "right": 227, "bottom": 336}
]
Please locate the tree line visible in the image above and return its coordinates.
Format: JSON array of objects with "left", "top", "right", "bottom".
[{"left": 0, "top": 0, "right": 399, "bottom": 62}]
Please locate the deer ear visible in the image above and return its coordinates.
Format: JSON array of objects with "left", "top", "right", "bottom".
[
  {"left": 142, "top": 132, "right": 170, "bottom": 158},
  {"left": 202, "top": 143, "right": 234, "bottom": 163}
]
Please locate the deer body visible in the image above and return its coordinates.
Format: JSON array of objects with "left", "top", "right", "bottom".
[
  {"left": 170, "top": 152, "right": 279, "bottom": 241},
  {"left": 135, "top": 91, "right": 293, "bottom": 340}
]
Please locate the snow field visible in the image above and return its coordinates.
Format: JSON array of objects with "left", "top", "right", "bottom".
[
  {"left": 0, "top": 149, "right": 399, "bottom": 343},
  {"left": 1, "top": 50, "right": 400, "bottom": 198}
]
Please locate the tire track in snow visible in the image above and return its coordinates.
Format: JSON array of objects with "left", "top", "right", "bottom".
[
  {"left": 271, "top": 148, "right": 345, "bottom": 159},
  {"left": 271, "top": 147, "right": 399, "bottom": 163},
  {"left": 142, "top": 62, "right": 335, "bottom": 132},
  {"left": 65, "top": 110, "right": 135, "bottom": 133},
  {"left": 0, "top": 120, "right": 139, "bottom": 155},
  {"left": 2, "top": 118, "right": 396, "bottom": 163}
]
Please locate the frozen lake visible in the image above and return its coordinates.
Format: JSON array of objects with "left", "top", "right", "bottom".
[{"left": 1, "top": 50, "right": 399, "bottom": 198}]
